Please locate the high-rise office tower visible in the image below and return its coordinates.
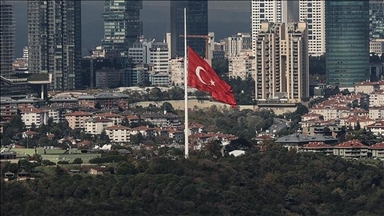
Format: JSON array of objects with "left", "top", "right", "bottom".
[
  {"left": 299, "top": 0, "right": 325, "bottom": 56},
  {"left": 255, "top": 22, "right": 309, "bottom": 102},
  {"left": 369, "top": 0, "right": 384, "bottom": 40},
  {"left": 28, "top": 0, "right": 82, "bottom": 90},
  {"left": 102, "top": 0, "right": 143, "bottom": 57},
  {"left": 325, "top": 1, "right": 370, "bottom": 87},
  {"left": 251, "top": 0, "right": 299, "bottom": 56},
  {"left": 369, "top": 0, "right": 384, "bottom": 55},
  {"left": 170, "top": 0, "right": 208, "bottom": 58},
  {"left": 0, "top": 0, "right": 15, "bottom": 78}
]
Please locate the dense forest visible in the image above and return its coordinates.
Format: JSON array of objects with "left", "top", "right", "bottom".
[{"left": 2, "top": 144, "right": 384, "bottom": 216}]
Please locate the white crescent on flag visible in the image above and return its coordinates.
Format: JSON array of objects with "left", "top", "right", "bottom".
[{"left": 195, "top": 66, "right": 208, "bottom": 85}]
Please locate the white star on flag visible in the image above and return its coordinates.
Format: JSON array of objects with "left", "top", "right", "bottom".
[{"left": 210, "top": 79, "right": 215, "bottom": 86}]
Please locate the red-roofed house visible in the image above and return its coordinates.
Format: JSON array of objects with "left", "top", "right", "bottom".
[
  {"left": 130, "top": 126, "right": 155, "bottom": 137},
  {"left": 368, "top": 142, "right": 384, "bottom": 159},
  {"left": 300, "top": 142, "right": 333, "bottom": 155},
  {"left": 366, "top": 121, "right": 384, "bottom": 135},
  {"left": 333, "top": 139, "right": 368, "bottom": 158}
]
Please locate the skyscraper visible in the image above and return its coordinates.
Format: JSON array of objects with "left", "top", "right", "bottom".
[
  {"left": 170, "top": 0, "right": 208, "bottom": 58},
  {"left": 369, "top": 0, "right": 384, "bottom": 40},
  {"left": 102, "top": 0, "right": 143, "bottom": 57},
  {"left": 299, "top": 0, "right": 325, "bottom": 56},
  {"left": 255, "top": 22, "right": 309, "bottom": 102},
  {"left": 28, "top": 0, "right": 82, "bottom": 90},
  {"left": 0, "top": 0, "right": 15, "bottom": 78},
  {"left": 325, "top": 1, "right": 370, "bottom": 87},
  {"left": 251, "top": 0, "right": 299, "bottom": 56}
]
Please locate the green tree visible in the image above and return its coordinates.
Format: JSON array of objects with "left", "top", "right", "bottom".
[{"left": 72, "top": 158, "right": 83, "bottom": 164}]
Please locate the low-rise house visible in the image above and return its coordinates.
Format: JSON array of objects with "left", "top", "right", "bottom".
[
  {"left": 189, "top": 123, "right": 206, "bottom": 135},
  {"left": 130, "top": 126, "right": 155, "bottom": 137},
  {"left": 333, "top": 139, "right": 368, "bottom": 159},
  {"left": 368, "top": 142, "right": 384, "bottom": 159},
  {"left": 89, "top": 167, "right": 106, "bottom": 175}
]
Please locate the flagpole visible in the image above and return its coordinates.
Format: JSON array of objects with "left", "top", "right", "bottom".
[{"left": 184, "top": 7, "right": 189, "bottom": 159}]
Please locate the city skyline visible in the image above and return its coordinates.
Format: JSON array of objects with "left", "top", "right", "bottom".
[{"left": 11, "top": 1, "right": 251, "bottom": 57}]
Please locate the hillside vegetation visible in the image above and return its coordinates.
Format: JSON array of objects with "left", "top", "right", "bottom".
[{"left": 1, "top": 145, "right": 384, "bottom": 216}]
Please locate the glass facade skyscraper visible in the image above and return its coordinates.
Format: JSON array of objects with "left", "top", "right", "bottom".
[
  {"left": 369, "top": 0, "right": 384, "bottom": 39},
  {"left": 325, "top": 1, "right": 370, "bottom": 87},
  {"left": 28, "top": 0, "right": 82, "bottom": 90},
  {"left": 170, "top": 0, "right": 208, "bottom": 58},
  {"left": 102, "top": 0, "right": 143, "bottom": 56},
  {"left": 0, "top": 0, "right": 15, "bottom": 78}
]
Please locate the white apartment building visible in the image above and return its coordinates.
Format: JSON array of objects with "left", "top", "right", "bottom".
[
  {"left": 251, "top": 0, "right": 299, "bottom": 56},
  {"left": 169, "top": 58, "right": 185, "bottom": 86},
  {"left": 225, "top": 33, "right": 252, "bottom": 57},
  {"left": 228, "top": 52, "right": 255, "bottom": 80},
  {"left": 85, "top": 117, "right": 114, "bottom": 135},
  {"left": 370, "top": 39, "right": 384, "bottom": 55},
  {"left": 21, "top": 108, "right": 49, "bottom": 128},
  {"left": 105, "top": 125, "right": 131, "bottom": 143},
  {"left": 255, "top": 22, "right": 309, "bottom": 102},
  {"left": 150, "top": 72, "right": 170, "bottom": 86},
  {"left": 299, "top": 0, "right": 325, "bottom": 56},
  {"left": 128, "top": 41, "right": 170, "bottom": 74},
  {"left": 369, "top": 107, "right": 384, "bottom": 120},
  {"left": 149, "top": 46, "right": 170, "bottom": 74},
  {"left": 369, "top": 91, "right": 384, "bottom": 108}
]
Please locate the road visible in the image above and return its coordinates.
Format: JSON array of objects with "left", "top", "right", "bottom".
[{"left": 268, "top": 118, "right": 290, "bottom": 134}]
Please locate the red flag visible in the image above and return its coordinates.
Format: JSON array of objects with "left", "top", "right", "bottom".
[{"left": 187, "top": 46, "right": 237, "bottom": 108}]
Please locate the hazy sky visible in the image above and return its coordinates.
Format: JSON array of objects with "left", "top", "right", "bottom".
[{"left": 12, "top": 1, "right": 251, "bottom": 56}]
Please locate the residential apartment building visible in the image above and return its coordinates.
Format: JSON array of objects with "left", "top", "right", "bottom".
[
  {"left": 333, "top": 140, "right": 368, "bottom": 159},
  {"left": 27, "top": 0, "right": 82, "bottom": 90},
  {"left": 0, "top": 0, "right": 15, "bottom": 78},
  {"left": 105, "top": 125, "right": 130, "bottom": 143},
  {"left": 65, "top": 111, "right": 93, "bottom": 130},
  {"left": 169, "top": 58, "right": 185, "bottom": 86},
  {"left": 369, "top": 107, "right": 384, "bottom": 120},
  {"left": 369, "top": 91, "right": 384, "bottom": 108},
  {"left": 228, "top": 52, "right": 255, "bottom": 80},
  {"left": 251, "top": 0, "right": 299, "bottom": 56},
  {"left": 255, "top": 22, "right": 309, "bottom": 102},
  {"left": 85, "top": 117, "right": 114, "bottom": 135},
  {"left": 325, "top": 1, "right": 370, "bottom": 87},
  {"left": 225, "top": 33, "right": 252, "bottom": 57},
  {"left": 298, "top": 0, "right": 325, "bottom": 56},
  {"left": 102, "top": 0, "right": 143, "bottom": 56},
  {"left": 20, "top": 108, "right": 49, "bottom": 128}
]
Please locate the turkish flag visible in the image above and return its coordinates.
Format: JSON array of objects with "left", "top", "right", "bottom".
[{"left": 187, "top": 46, "right": 237, "bottom": 108}]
